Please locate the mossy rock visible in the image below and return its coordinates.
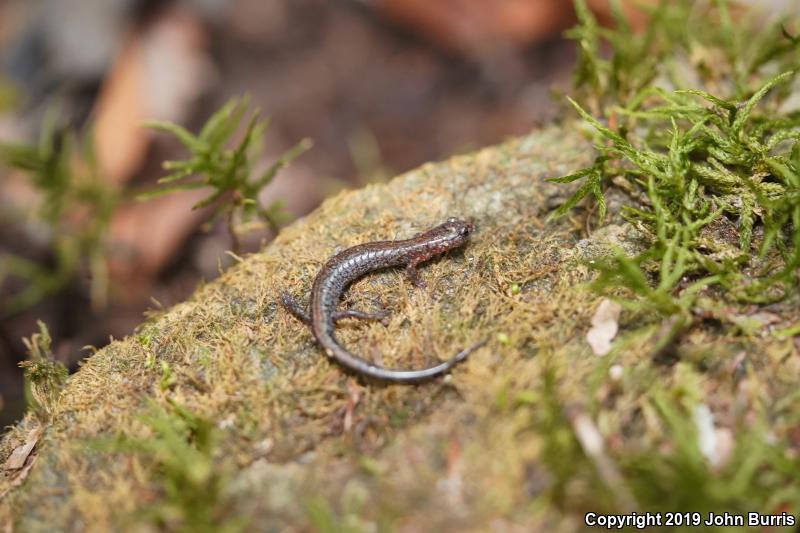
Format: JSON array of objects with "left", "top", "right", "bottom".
[{"left": 2, "top": 123, "right": 799, "bottom": 532}]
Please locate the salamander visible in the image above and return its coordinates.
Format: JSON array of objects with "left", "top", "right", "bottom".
[{"left": 280, "top": 217, "right": 484, "bottom": 382}]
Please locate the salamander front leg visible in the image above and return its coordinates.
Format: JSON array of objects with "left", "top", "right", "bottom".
[{"left": 405, "top": 261, "right": 426, "bottom": 288}]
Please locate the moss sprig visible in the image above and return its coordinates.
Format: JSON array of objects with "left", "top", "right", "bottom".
[
  {"left": 18, "top": 320, "right": 68, "bottom": 422},
  {"left": 142, "top": 96, "right": 312, "bottom": 252},
  {"left": 552, "top": 1, "right": 800, "bottom": 341}
]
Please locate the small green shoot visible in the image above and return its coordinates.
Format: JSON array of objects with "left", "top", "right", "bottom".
[
  {"left": 18, "top": 320, "right": 68, "bottom": 422},
  {"left": 142, "top": 96, "right": 312, "bottom": 252}
]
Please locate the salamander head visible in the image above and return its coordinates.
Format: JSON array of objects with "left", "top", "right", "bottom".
[{"left": 425, "top": 217, "right": 475, "bottom": 250}]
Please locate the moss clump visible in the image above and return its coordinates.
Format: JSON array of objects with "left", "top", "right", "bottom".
[
  {"left": 553, "top": 0, "right": 800, "bottom": 349},
  {"left": 94, "top": 399, "right": 243, "bottom": 532},
  {"left": 18, "top": 321, "right": 68, "bottom": 423}
]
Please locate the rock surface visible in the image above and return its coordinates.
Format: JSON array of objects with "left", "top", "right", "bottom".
[{"left": 2, "top": 123, "right": 797, "bottom": 531}]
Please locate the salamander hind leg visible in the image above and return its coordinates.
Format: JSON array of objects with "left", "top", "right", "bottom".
[
  {"left": 279, "top": 292, "right": 311, "bottom": 324},
  {"left": 281, "top": 291, "right": 391, "bottom": 326}
]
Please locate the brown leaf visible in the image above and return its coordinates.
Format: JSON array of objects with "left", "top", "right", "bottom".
[
  {"left": 96, "top": 6, "right": 219, "bottom": 291},
  {"left": 108, "top": 190, "right": 208, "bottom": 296},
  {"left": 94, "top": 4, "right": 213, "bottom": 186},
  {"left": 0, "top": 455, "right": 37, "bottom": 503},
  {"left": 3, "top": 427, "right": 41, "bottom": 471},
  {"left": 375, "top": 0, "right": 572, "bottom": 52}
]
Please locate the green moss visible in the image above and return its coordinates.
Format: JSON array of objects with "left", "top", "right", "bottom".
[
  {"left": 96, "top": 399, "right": 243, "bottom": 532},
  {"left": 553, "top": 1, "right": 800, "bottom": 347},
  {"left": 18, "top": 321, "right": 68, "bottom": 423},
  {"left": 142, "top": 96, "right": 312, "bottom": 252}
]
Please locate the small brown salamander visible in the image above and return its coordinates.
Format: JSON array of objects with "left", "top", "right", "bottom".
[{"left": 280, "top": 218, "right": 485, "bottom": 383}]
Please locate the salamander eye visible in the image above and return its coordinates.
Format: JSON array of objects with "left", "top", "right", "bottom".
[
  {"left": 446, "top": 217, "right": 458, "bottom": 223},
  {"left": 459, "top": 226, "right": 470, "bottom": 236}
]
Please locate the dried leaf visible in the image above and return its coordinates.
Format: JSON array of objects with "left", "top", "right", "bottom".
[
  {"left": 0, "top": 455, "right": 37, "bottom": 502},
  {"left": 3, "top": 426, "right": 41, "bottom": 471}
]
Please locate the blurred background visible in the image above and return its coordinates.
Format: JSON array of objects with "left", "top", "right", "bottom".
[{"left": 0, "top": 0, "right": 781, "bottom": 427}]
